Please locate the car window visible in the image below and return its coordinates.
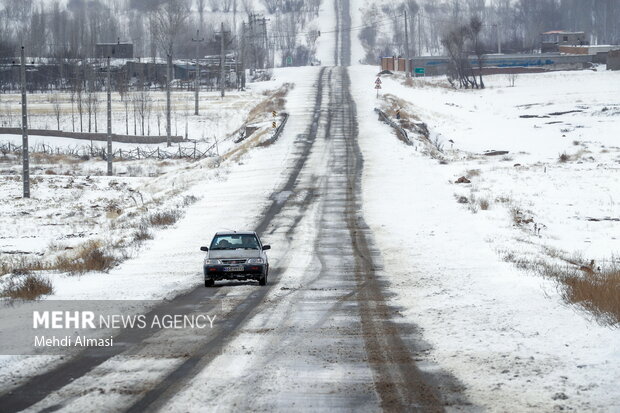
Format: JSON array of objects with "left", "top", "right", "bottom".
[{"left": 210, "top": 235, "right": 259, "bottom": 250}]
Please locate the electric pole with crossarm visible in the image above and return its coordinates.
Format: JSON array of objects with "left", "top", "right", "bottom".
[
  {"left": 20, "top": 46, "right": 30, "bottom": 198},
  {"left": 106, "top": 56, "right": 113, "bottom": 176},
  {"left": 192, "top": 30, "right": 204, "bottom": 115}
]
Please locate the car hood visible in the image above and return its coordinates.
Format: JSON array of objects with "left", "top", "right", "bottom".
[{"left": 208, "top": 249, "right": 261, "bottom": 259}]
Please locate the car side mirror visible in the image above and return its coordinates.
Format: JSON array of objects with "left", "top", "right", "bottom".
[
  {"left": 262, "top": 245, "right": 271, "bottom": 251},
  {"left": 200, "top": 246, "right": 209, "bottom": 252}
]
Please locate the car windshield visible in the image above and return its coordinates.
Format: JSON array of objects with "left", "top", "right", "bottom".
[{"left": 210, "top": 234, "right": 259, "bottom": 250}]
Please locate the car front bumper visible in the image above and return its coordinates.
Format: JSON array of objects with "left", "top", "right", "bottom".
[{"left": 204, "top": 264, "right": 266, "bottom": 280}]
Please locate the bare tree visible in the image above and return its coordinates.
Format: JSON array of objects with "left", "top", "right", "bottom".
[
  {"left": 221, "top": 0, "right": 233, "bottom": 13},
  {"left": 93, "top": 92, "right": 100, "bottom": 133},
  {"left": 156, "top": 108, "right": 162, "bottom": 136},
  {"left": 117, "top": 71, "right": 130, "bottom": 135},
  {"left": 442, "top": 16, "right": 485, "bottom": 89},
  {"left": 262, "top": 0, "right": 278, "bottom": 14},
  {"left": 151, "top": 0, "right": 191, "bottom": 56},
  {"left": 208, "top": 0, "right": 220, "bottom": 12},
  {"left": 146, "top": 96, "right": 152, "bottom": 135},
  {"left": 196, "top": 0, "right": 206, "bottom": 30},
  {"left": 506, "top": 73, "right": 518, "bottom": 87},
  {"left": 241, "top": 0, "right": 253, "bottom": 14},
  {"left": 86, "top": 90, "right": 95, "bottom": 132},
  {"left": 74, "top": 75, "right": 84, "bottom": 132},
  {"left": 4, "top": 103, "right": 14, "bottom": 127},
  {"left": 136, "top": 89, "right": 149, "bottom": 135},
  {"left": 469, "top": 16, "right": 485, "bottom": 89},
  {"left": 69, "top": 88, "right": 76, "bottom": 132},
  {"left": 51, "top": 95, "right": 62, "bottom": 130},
  {"left": 131, "top": 91, "right": 138, "bottom": 135}
]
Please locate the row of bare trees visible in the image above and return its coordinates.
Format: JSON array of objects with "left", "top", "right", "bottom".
[
  {"left": 359, "top": 0, "right": 620, "bottom": 64},
  {"left": 442, "top": 16, "right": 485, "bottom": 89},
  {"left": 1, "top": 87, "right": 163, "bottom": 137}
]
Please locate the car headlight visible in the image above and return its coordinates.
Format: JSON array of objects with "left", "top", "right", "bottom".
[
  {"left": 247, "top": 258, "right": 264, "bottom": 264},
  {"left": 204, "top": 259, "right": 221, "bottom": 265}
]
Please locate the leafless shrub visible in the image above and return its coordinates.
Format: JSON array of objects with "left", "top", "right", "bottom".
[
  {"left": 466, "top": 169, "right": 481, "bottom": 178},
  {"left": 148, "top": 209, "right": 181, "bottom": 226},
  {"left": 478, "top": 198, "right": 490, "bottom": 210},
  {"left": 54, "top": 240, "right": 118, "bottom": 274},
  {"left": 510, "top": 206, "right": 533, "bottom": 225},
  {"left": 182, "top": 195, "right": 198, "bottom": 207},
  {"left": 133, "top": 223, "right": 154, "bottom": 242},
  {"left": 558, "top": 152, "right": 570, "bottom": 163},
  {"left": 1, "top": 274, "right": 54, "bottom": 300},
  {"left": 127, "top": 165, "right": 145, "bottom": 177},
  {"left": 506, "top": 73, "right": 518, "bottom": 87},
  {"left": 1, "top": 257, "right": 47, "bottom": 277},
  {"left": 432, "top": 136, "right": 444, "bottom": 152}
]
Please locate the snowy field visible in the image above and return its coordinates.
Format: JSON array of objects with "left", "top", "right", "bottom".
[
  {"left": 373, "top": 67, "right": 620, "bottom": 272},
  {"left": 0, "top": 65, "right": 320, "bottom": 393},
  {"left": 351, "top": 65, "right": 620, "bottom": 412},
  {"left": 0, "top": 74, "right": 290, "bottom": 272}
]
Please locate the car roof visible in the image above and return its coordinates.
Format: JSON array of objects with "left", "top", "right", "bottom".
[{"left": 214, "top": 231, "right": 257, "bottom": 236}]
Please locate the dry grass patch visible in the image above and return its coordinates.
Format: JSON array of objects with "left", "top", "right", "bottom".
[
  {"left": 478, "top": 198, "right": 490, "bottom": 210},
  {"left": 31, "top": 152, "right": 82, "bottom": 165},
  {"left": 133, "top": 224, "right": 154, "bottom": 242},
  {"left": 148, "top": 209, "right": 181, "bottom": 226},
  {"left": 466, "top": 169, "right": 481, "bottom": 178},
  {"left": 562, "top": 268, "right": 620, "bottom": 325},
  {"left": 1, "top": 274, "right": 54, "bottom": 300},
  {"left": 247, "top": 83, "right": 291, "bottom": 123},
  {"left": 54, "top": 240, "right": 118, "bottom": 274},
  {"left": 510, "top": 206, "right": 533, "bottom": 225},
  {"left": 1, "top": 257, "right": 47, "bottom": 277},
  {"left": 502, "top": 250, "right": 620, "bottom": 326}
]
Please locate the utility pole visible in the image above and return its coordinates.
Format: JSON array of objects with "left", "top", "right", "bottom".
[
  {"left": 106, "top": 56, "right": 113, "bottom": 176},
  {"left": 20, "top": 46, "right": 30, "bottom": 198},
  {"left": 418, "top": 11, "right": 422, "bottom": 57},
  {"left": 166, "top": 53, "right": 172, "bottom": 147},
  {"left": 220, "top": 22, "right": 226, "bottom": 98},
  {"left": 262, "top": 17, "right": 269, "bottom": 68},
  {"left": 495, "top": 24, "right": 502, "bottom": 54},
  {"left": 404, "top": 10, "right": 410, "bottom": 77},
  {"left": 192, "top": 30, "right": 204, "bottom": 115},
  {"left": 240, "top": 22, "right": 246, "bottom": 89}
]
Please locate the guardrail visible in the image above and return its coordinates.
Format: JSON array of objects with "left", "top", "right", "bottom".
[
  {"left": 374, "top": 108, "right": 411, "bottom": 146},
  {"left": 0, "top": 128, "right": 185, "bottom": 144},
  {"left": 262, "top": 113, "right": 289, "bottom": 146}
]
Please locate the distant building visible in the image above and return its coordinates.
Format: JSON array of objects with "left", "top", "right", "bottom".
[
  {"left": 95, "top": 43, "right": 134, "bottom": 59},
  {"left": 380, "top": 57, "right": 408, "bottom": 72},
  {"left": 608, "top": 50, "right": 620, "bottom": 70},
  {"left": 541, "top": 31, "right": 588, "bottom": 52},
  {"left": 560, "top": 45, "right": 618, "bottom": 64}
]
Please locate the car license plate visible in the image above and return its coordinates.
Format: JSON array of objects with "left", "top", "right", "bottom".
[{"left": 223, "top": 266, "right": 244, "bottom": 272}]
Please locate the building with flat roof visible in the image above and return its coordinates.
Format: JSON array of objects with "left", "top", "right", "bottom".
[
  {"left": 541, "top": 31, "right": 587, "bottom": 52},
  {"left": 95, "top": 43, "right": 133, "bottom": 59}
]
